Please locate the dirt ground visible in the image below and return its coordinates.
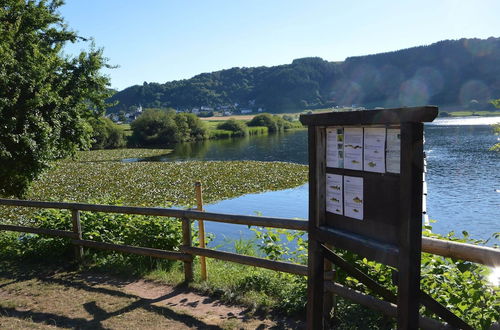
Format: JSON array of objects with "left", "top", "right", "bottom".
[
  {"left": 0, "top": 263, "right": 304, "bottom": 329},
  {"left": 200, "top": 115, "right": 255, "bottom": 121}
]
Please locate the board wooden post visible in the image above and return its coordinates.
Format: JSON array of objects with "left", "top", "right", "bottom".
[
  {"left": 195, "top": 181, "right": 208, "bottom": 281},
  {"left": 71, "top": 209, "right": 83, "bottom": 261},
  {"left": 397, "top": 122, "right": 423, "bottom": 329},
  {"left": 182, "top": 217, "right": 194, "bottom": 283}
]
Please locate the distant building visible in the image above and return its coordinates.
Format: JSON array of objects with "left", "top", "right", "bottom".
[{"left": 240, "top": 109, "right": 252, "bottom": 114}]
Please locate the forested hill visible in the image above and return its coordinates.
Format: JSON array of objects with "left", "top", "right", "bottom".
[{"left": 107, "top": 37, "right": 500, "bottom": 113}]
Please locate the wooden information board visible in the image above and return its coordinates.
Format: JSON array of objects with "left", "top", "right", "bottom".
[{"left": 300, "top": 106, "right": 439, "bottom": 329}]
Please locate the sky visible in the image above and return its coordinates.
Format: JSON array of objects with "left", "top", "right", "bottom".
[{"left": 59, "top": 0, "right": 500, "bottom": 91}]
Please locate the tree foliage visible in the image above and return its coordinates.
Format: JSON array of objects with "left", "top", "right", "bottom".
[
  {"left": 108, "top": 38, "right": 500, "bottom": 113},
  {"left": 130, "top": 108, "right": 207, "bottom": 146},
  {"left": 217, "top": 119, "right": 248, "bottom": 137},
  {"left": 0, "top": 0, "right": 112, "bottom": 196},
  {"left": 88, "top": 117, "right": 126, "bottom": 150}
]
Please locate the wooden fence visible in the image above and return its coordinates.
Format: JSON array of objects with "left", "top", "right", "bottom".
[{"left": 0, "top": 197, "right": 498, "bottom": 327}]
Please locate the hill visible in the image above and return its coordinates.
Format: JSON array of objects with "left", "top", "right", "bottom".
[{"left": 107, "top": 37, "right": 500, "bottom": 114}]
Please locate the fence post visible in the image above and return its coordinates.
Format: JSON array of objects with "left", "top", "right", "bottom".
[
  {"left": 182, "top": 217, "right": 194, "bottom": 283},
  {"left": 71, "top": 209, "right": 83, "bottom": 261},
  {"left": 195, "top": 181, "right": 207, "bottom": 281}
]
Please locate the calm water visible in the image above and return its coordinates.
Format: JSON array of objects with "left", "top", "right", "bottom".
[{"left": 149, "top": 117, "right": 500, "bottom": 246}]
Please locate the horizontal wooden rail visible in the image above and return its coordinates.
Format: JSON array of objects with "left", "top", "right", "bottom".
[
  {"left": 1, "top": 198, "right": 499, "bottom": 266},
  {"left": 324, "top": 282, "right": 453, "bottom": 329},
  {"left": 182, "top": 246, "right": 335, "bottom": 280},
  {"left": 422, "top": 236, "right": 500, "bottom": 267},
  {"left": 0, "top": 198, "right": 307, "bottom": 231},
  {"left": 72, "top": 239, "right": 192, "bottom": 262},
  {"left": 0, "top": 224, "right": 77, "bottom": 239}
]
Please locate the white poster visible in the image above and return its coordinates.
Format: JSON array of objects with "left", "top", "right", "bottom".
[
  {"left": 363, "top": 127, "right": 386, "bottom": 173},
  {"left": 326, "top": 127, "right": 344, "bottom": 168},
  {"left": 386, "top": 128, "right": 401, "bottom": 174},
  {"left": 344, "top": 127, "right": 363, "bottom": 170},
  {"left": 344, "top": 176, "right": 364, "bottom": 220},
  {"left": 326, "top": 174, "right": 343, "bottom": 215}
]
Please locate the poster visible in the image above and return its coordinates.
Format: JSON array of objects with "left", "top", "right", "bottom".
[
  {"left": 344, "top": 176, "right": 363, "bottom": 220},
  {"left": 326, "top": 174, "right": 343, "bottom": 215},
  {"left": 344, "top": 127, "right": 363, "bottom": 170},
  {"left": 363, "top": 127, "right": 386, "bottom": 173},
  {"left": 326, "top": 127, "right": 344, "bottom": 168},
  {"left": 386, "top": 128, "right": 401, "bottom": 174}
]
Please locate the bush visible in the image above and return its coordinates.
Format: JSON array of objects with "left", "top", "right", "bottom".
[
  {"left": 0, "top": 208, "right": 184, "bottom": 273},
  {"left": 89, "top": 117, "right": 127, "bottom": 149},
  {"left": 247, "top": 113, "right": 279, "bottom": 132},
  {"left": 217, "top": 119, "right": 248, "bottom": 137},
  {"left": 130, "top": 109, "right": 208, "bottom": 147}
]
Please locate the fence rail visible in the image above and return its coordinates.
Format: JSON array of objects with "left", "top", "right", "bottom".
[{"left": 1, "top": 197, "right": 499, "bottom": 327}]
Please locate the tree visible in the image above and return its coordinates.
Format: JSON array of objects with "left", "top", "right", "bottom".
[
  {"left": 88, "top": 117, "right": 126, "bottom": 150},
  {"left": 491, "top": 99, "right": 500, "bottom": 151},
  {"left": 217, "top": 119, "right": 248, "bottom": 137},
  {"left": 0, "top": 0, "right": 112, "bottom": 196}
]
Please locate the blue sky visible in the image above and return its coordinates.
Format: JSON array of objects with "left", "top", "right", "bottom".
[{"left": 60, "top": 0, "right": 500, "bottom": 90}]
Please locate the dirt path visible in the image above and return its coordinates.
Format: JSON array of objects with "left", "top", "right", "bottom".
[{"left": 0, "top": 264, "right": 304, "bottom": 329}]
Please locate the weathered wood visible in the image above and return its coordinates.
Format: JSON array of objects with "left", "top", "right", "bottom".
[
  {"left": 323, "top": 282, "right": 453, "bottom": 330},
  {"left": 71, "top": 239, "right": 192, "bottom": 261},
  {"left": 322, "top": 244, "right": 396, "bottom": 304},
  {"left": 181, "top": 246, "right": 324, "bottom": 278},
  {"left": 397, "top": 122, "right": 423, "bottom": 329},
  {"left": 0, "top": 199, "right": 497, "bottom": 266},
  {"left": 195, "top": 181, "right": 207, "bottom": 281},
  {"left": 0, "top": 224, "right": 77, "bottom": 239},
  {"left": 71, "top": 210, "right": 83, "bottom": 261},
  {"left": 422, "top": 236, "right": 500, "bottom": 267},
  {"left": 0, "top": 199, "right": 307, "bottom": 231},
  {"left": 306, "top": 126, "right": 325, "bottom": 329},
  {"left": 299, "top": 106, "right": 438, "bottom": 126},
  {"left": 314, "top": 226, "right": 399, "bottom": 267},
  {"left": 420, "top": 291, "right": 473, "bottom": 330},
  {"left": 181, "top": 217, "right": 194, "bottom": 283}
]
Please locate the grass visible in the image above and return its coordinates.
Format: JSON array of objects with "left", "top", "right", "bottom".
[{"left": 445, "top": 110, "right": 500, "bottom": 117}]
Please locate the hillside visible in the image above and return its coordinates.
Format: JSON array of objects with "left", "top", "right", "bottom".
[{"left": 107, "top": 37, "right": 500, "bottom": 114}]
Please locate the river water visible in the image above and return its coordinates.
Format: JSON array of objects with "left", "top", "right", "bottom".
[{"left": 149, "top": 116, "right": 500, "bottom": 246}]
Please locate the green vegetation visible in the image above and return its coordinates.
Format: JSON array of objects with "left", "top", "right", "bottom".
[
  {"left": 89, "top": 117, "right": 127, "bottom": 149},
  {"left": 490, "top": 99, "right": 500, "bottom": 151},
  {"left": 130, "top": 109, "right": 208, "bottom": 146},
  {"left": 441, "top": 110, "right": 500, "bottom": 117},
  {"left": 0, "top": 149, "right": 308, "bottom": 222},
  {"left": 108, "top": 38, "right": 500, "bottom": 114},
  {"left": 216, "top": 119, "right": 248, "bottom": 137},
  {"left": 248, "top": 114, "right": 302, "bottom": 132},
  {"left": 0, "top": 0, "right": 112, "bottom": 196}
]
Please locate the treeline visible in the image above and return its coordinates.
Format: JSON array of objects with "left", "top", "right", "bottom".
[
  {"left": 88, "top": 111, "right": 302, "bottom": 150},
  {"left": 107, "top": 38, "right": 500, "bottom": 113}
]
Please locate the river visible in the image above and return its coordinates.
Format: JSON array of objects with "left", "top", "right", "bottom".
[{"left": 147, "top": 116, "right": 500, "bottom": 247}]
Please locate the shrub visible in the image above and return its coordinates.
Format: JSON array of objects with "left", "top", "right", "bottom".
[
  {"left": 130, "top": 109, "right": 208, "bottom": 147},
  {"left": 217, "top": 119, "right": 248, "bottom": 137},
  {"left": 89, "top": 117, "right": 127, "bottom": 149},
  {"left": 247, "top": 113, "right": 279, "bottom": 132}
]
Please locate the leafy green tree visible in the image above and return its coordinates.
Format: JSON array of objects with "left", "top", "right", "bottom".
[
  {"left": 130, "top": 109, "right": 207, "bottom": 146},
  {"left": 0, "top": 0, "right": 112, "bottom": 196},
  {"left": 88, "top": 117, "right": 126, "bottom": 150},
  {"left": 247, "top": 114, "right": 279, "bottom": 132},
  {"left": 217, "top": 119, "right": 248, "bottom": 137},
  {"left": 491, "top": 99, "right": 500, "bottom": 151}
]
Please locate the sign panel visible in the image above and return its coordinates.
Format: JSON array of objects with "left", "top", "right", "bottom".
[
  {"left": 326, "top": 127, "right": 344, "bottom": 168},
  {"left": 363, "top": 127, "right": 386, "bottom": 173},
  {"left": 386, "top": 128, "right": 401, "bottom": 174},
  {"left": 344, "top": 127, "right": 363, "bottom": 170},
  {"left": 326, "top": 174, "right": 343, "bottom": 215},
  {"left": 344, "top": 176, "right": 364, "bottom": 220}
]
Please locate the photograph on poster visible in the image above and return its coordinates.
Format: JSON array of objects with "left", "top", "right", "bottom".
[
  {"left": 363, "top": 127, "right": 386, "bottom": 173},
  {"left": 344, "top": 175, "right": 364, "bottom": 220},
  {"left": 344, "top": 127, "right": 363, "bottom": 170}
]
